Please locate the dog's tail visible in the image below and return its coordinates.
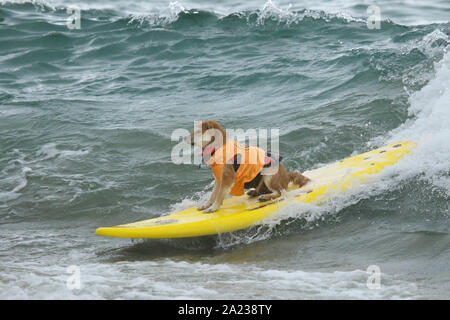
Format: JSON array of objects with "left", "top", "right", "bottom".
[{"left": 287, "top": 172, "right": 310, "bottom": 187}]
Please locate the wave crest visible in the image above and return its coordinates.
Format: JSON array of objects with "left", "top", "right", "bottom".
[{"left": 125, "top": 0, "right": 371, "bottom": 30}]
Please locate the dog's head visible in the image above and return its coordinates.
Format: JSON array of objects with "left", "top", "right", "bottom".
[{"left": 186, "top": 120, "right": 227, "bottom": 150}]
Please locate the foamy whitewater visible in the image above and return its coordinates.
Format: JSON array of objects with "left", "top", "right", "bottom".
[{"left": 0, "top": 0, "right": 449, "bottom": 299}]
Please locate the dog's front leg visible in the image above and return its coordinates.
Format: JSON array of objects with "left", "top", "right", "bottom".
[
  {"left": 198, "top": 179, "right": 219, "bottom": 211},
  {"left": 204, "top": 164, "right": 235, "bottom": 213}
]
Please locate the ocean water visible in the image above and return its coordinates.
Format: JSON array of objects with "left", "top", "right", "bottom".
[{"left": 0, "top": 0, "right": 449, "bottom": 299}]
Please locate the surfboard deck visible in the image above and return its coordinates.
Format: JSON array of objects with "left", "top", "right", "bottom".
[{"left": 95, "top": 141, "right": 415, "bottom": 239}]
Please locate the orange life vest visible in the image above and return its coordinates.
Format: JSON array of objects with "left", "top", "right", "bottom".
[{"left": 204, "top": 141, "right": 266, "bottom": 196}]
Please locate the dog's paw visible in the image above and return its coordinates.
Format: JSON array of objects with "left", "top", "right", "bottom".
[
  {"left": 197, "top": 202, "right": 211, "bottom": 211},
  {"left": 258, "top": 195, "right": 269, "bottom": 202},
  {"left": 204, "top": 204, "right": 218, "bottom": 213},
  {"left": 246, "top": 188, "right": 259, "bottom": 197}
]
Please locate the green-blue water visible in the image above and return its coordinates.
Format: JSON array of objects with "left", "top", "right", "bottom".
[{"left": 0, "top": 0, "right": 449, "bottom": 299}]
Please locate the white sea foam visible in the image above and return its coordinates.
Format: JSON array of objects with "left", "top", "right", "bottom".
[
  {"left": 385, "top": 48, "right": 450, "bottom": 194},
  {"left": 0, "top": 143, "right": 90, "bottom": 202},
  {"left": 0, "top": 0, "right": 58, "bottom": 13},
  {"left": 169, "top": 180, "right": 214, "bottom": 213},
  {"left": 0, "top": 166, "right": 31, "bottom": 202},
  {"left": 0, "top": 259, "right": 420, "bottom": 299},
  {"left": 36, "top": 143, "right": 90, "bottom": 161},
  {"left": 0, "top": 149, "right": 31, "bottom": 203}
]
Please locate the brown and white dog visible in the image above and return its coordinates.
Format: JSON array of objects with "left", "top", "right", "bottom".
[{"left": 186, "top": 121, "right": 310, "bottom": 213}]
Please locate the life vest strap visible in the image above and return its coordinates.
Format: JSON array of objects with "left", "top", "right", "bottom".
[{"left": 230, "top": 151, "right": 283, "bottom": 172}]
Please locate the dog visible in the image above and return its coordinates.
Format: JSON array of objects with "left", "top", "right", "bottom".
[{"left": 186, "top": 120, "right": 310, "bottom": 213}]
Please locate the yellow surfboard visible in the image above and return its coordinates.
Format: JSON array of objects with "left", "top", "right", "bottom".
[{"left": 95, "top": 141, "right": 415, "bottom": 239}]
